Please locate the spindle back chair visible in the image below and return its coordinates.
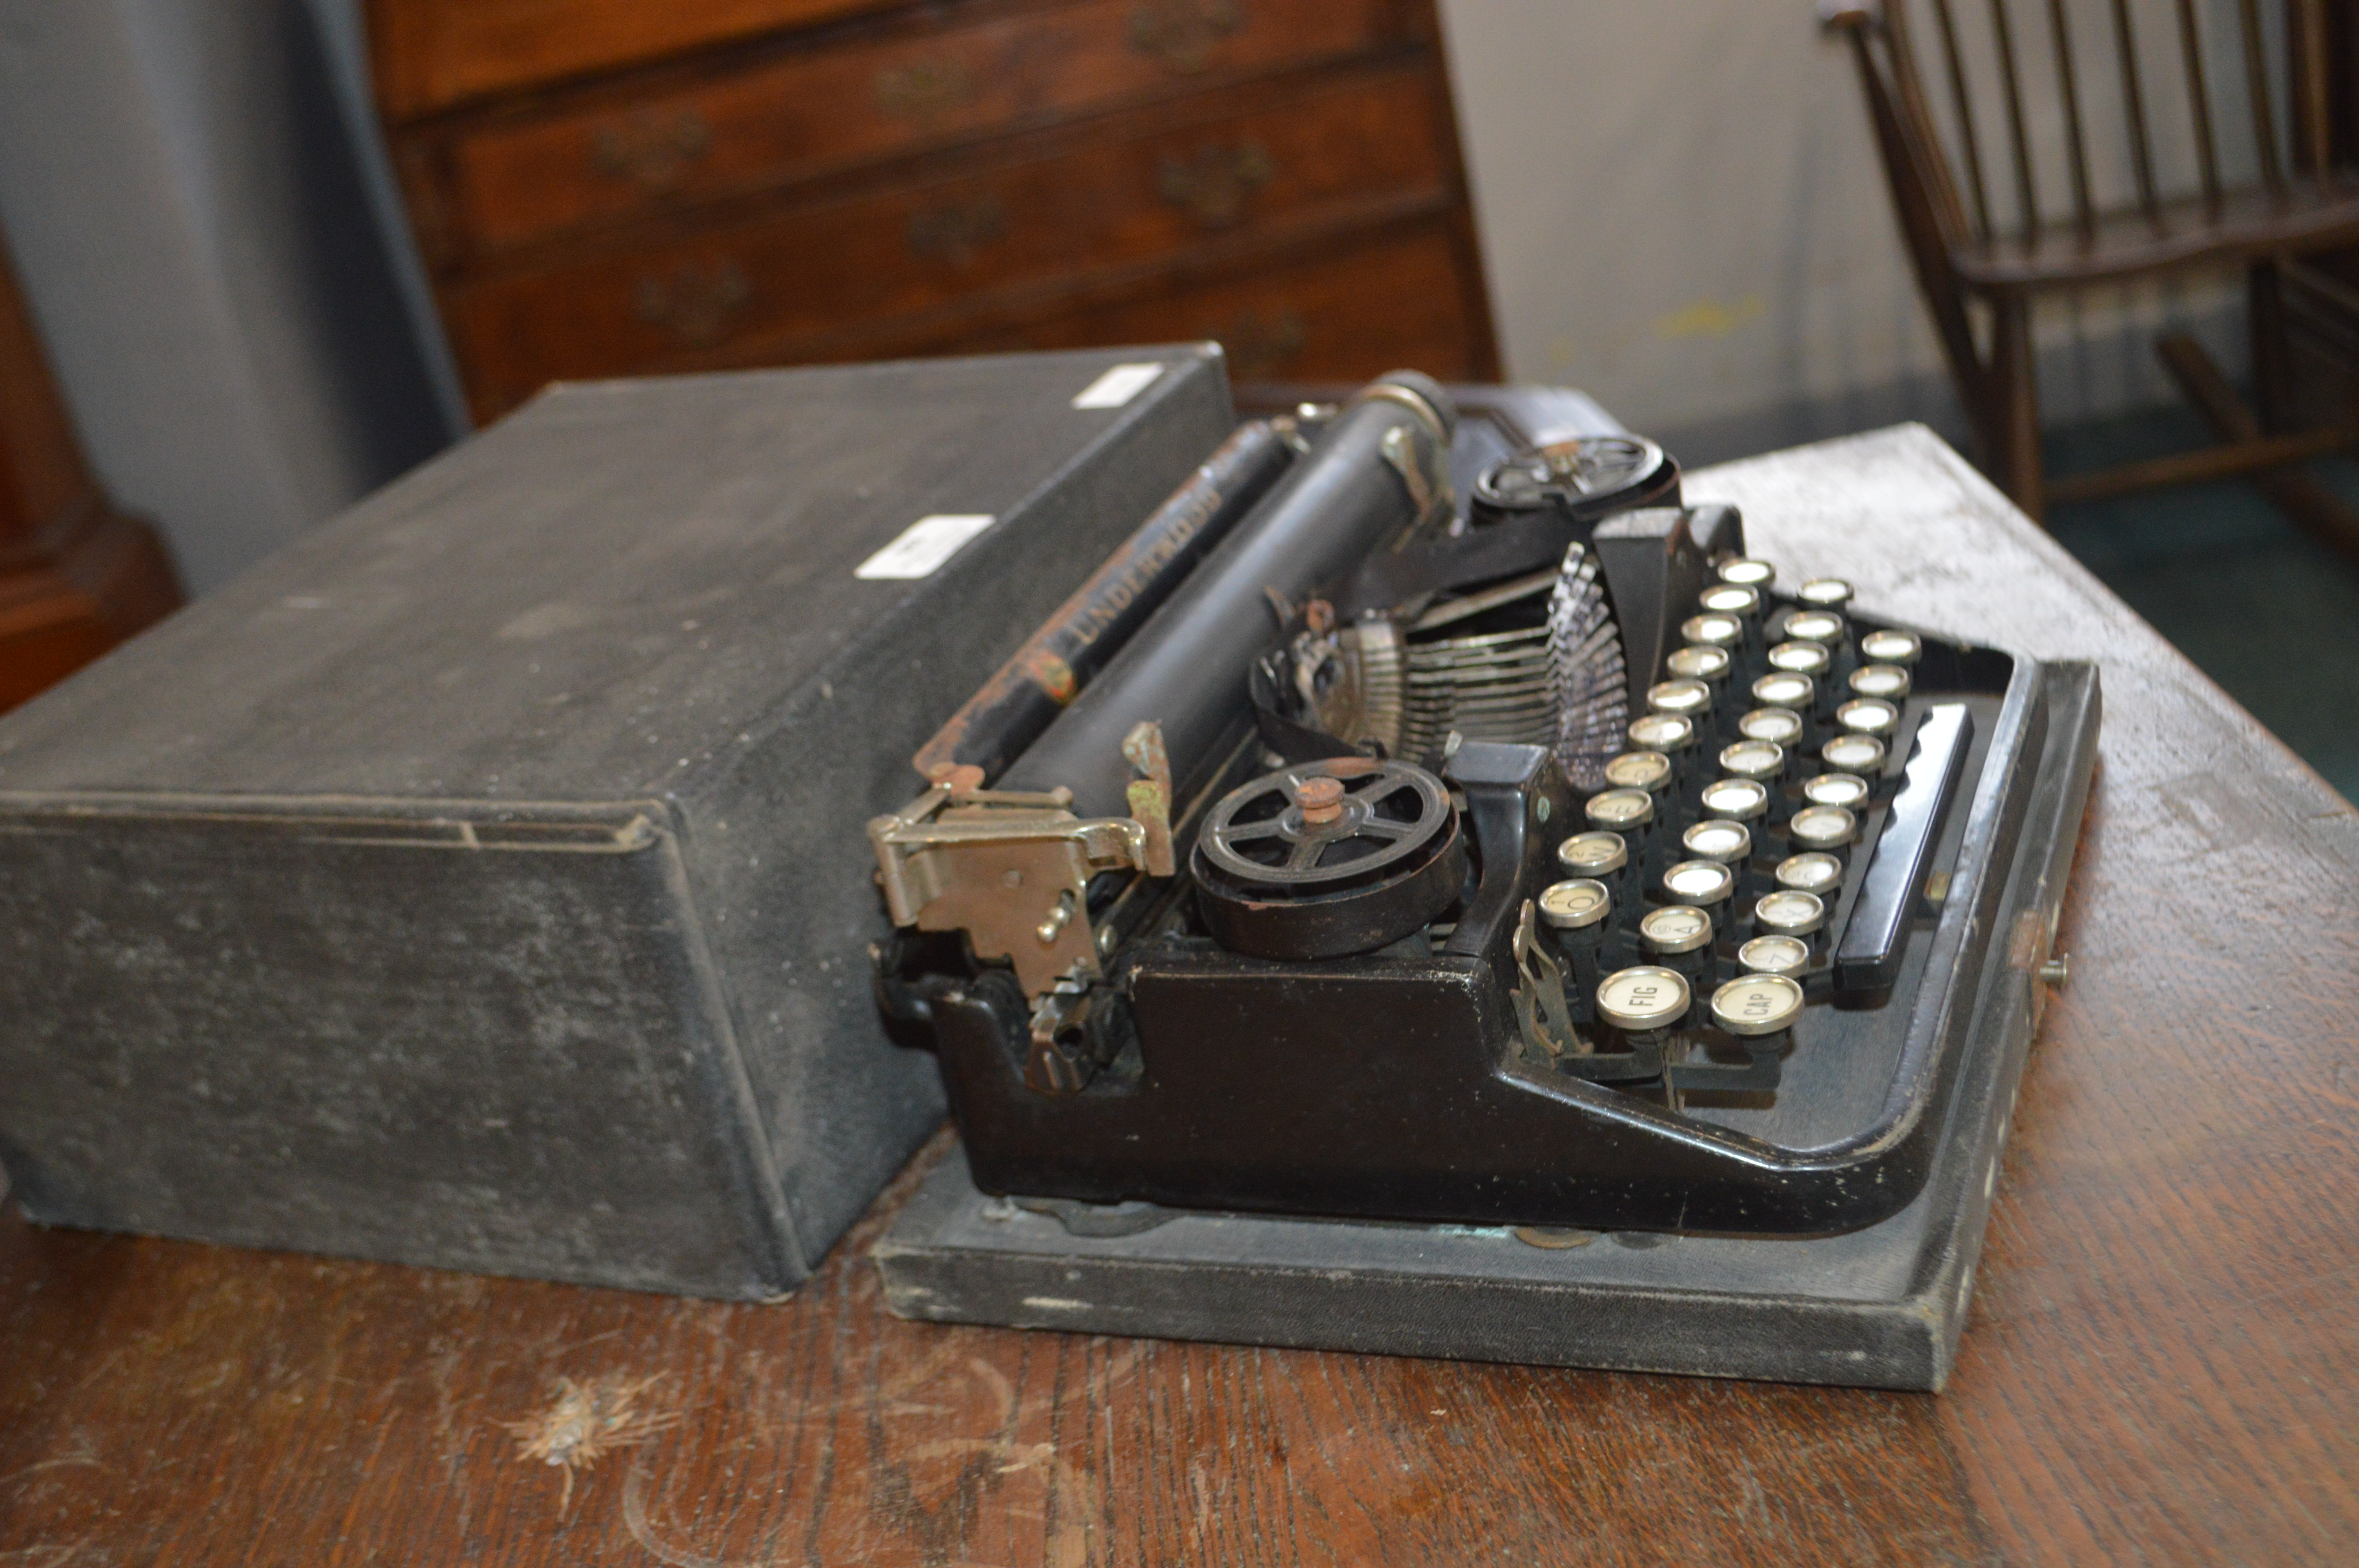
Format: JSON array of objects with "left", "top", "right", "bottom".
[{"left": 1827, "top": 0, "right": 2359, "bottom": 529}]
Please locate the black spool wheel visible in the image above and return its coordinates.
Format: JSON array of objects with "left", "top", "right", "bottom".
[
  {"left": 1470, "top": 434, "right": 1679, "bottom": 526},
  {"left": 1191, "top": 757, "right": 1465, "bottom": 960}
]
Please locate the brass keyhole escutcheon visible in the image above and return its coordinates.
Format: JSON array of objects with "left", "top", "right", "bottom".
[
  {"left": 907, "top": 196, "right": 1010, "bottom": 267},
  {"left": 1158, "top": 140, "right": 1274, "bottom": 229},
  {"left": 1128, "top": 0, "right": 1245, "bottom": 74},
  {"left": 592, "top": 109, "right": 712, "bottom": 192},
  {"left": 876, "top": 58, "right": 976, "bottom": 124},
  {"left": 633, "top": 259, "right": 752, "bottom": 347}
]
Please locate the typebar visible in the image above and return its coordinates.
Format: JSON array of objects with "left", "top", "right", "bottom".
[{"left": 1835, "top": 701, "right": 1974, "bottom": 1000}]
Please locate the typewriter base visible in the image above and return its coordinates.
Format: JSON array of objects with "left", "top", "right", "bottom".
[{"left": 875, "top": 661, "right": 2098, "bottom": 1392}]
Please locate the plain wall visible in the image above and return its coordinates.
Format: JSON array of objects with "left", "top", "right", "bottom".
[
  {"left": 1435, "top": 0, "right": 2254, "bottom": 465},
  {"left": 0, "top": 0, "right": 453, "bottom": 594}
]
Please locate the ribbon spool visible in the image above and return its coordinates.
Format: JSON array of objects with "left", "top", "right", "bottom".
[{"left": 1191, "top": 757, "right": 1465, "bottom": 960}]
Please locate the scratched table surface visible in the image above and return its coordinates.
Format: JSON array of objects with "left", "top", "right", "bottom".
[{"left": 4, "top": 425, "right": 2355, "bottom": 1566}]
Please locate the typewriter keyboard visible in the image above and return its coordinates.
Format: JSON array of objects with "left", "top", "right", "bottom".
[{"left": 1512, "top": 559, "right": 1974, "bottom": 1098}]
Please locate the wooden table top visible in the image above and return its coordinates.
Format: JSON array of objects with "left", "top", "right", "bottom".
[{"left": 4, "top": 425, "right": 2354, "bottom": 1566}]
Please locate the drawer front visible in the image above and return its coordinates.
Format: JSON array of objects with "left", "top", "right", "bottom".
[
  {"left": 371, "top": 0, "right": 894, "bottom": 118},
  {"left": 488, "top": 220, "right": 1489, "bottom": 421},
  {"left": 948, "top": 223, "right": 1488, "bottom": 382},
  {"left": 440, "top": 0, "right": 1403, "bottom": 258},
  {"left": 449, "top": 67, "right": 1453, "bottom": 412}
]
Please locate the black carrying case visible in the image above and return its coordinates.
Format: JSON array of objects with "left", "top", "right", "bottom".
[{"left": 0, "top": 347, "right": 1233, "bottom": 1299}]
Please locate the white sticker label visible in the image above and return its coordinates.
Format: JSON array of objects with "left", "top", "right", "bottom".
[
  {"left": 1070, "top": 362, "right": 1164, "bottom": 410},
  {"left": 854, "top": 514, "right": 997, "bottom": 580}
]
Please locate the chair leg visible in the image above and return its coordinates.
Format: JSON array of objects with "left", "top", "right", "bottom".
[
  {"left": 2250, "top": 259, "right": 2294, "bottom": 434},
  {"left": 1986, "top": 298, "right": 2045, "bottom": 521},
  {"left": 2160, "top": 330, "right": 2359, "bottom": 566}
]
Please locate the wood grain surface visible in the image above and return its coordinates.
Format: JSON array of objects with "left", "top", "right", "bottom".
[
  {"left": 428, "top": 0, "right": 1399, "bottom": 261},
  {"left": 442, "top": 63, "right": 1454, "bottom": 399},
  {"left": 369, "top": 0, "right": 897, "bottom": 118},
  {"left": 2, "top": 426, "right": 2354, "bottom": 1565},
  {"left": 373, "top": 0, "right": 1500, "bottom": 427}
]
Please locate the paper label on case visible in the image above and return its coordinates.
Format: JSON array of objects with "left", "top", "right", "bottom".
[
  {"left": 854, "top": 514, "right": 998, "bottom": 580},
  {"left": 1070, "top": 362, "right": 1164, "bottom": 409}
]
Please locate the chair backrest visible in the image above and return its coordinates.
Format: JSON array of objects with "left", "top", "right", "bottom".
[{"left": 1858, "top": 0, "right": 2344, "bottom": 252}]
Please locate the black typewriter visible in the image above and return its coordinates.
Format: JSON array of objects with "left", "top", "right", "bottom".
[{"left": 866, "top": 372, "right": 2095, "bottom": 1272}]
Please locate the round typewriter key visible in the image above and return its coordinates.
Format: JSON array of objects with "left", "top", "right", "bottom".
[
  {"left": 1679, "top": 612, "right": 1743, "bottom": 652},
  {"left": 1640, "top": 904, "right": 1716, "bottom": 988},
  {"left": 1703, "top": 781, "right": 1774, "bottom": 893},
  {"left": 1639, "top": 903, "right": 1713, "bottom": 954},
  {"left": 1585, "top": 788, "right": 1654, "bottom": 831},
  {"left": 1558, "top": 831, "right": 1628, "bottom": 876},
  {"left": 1647, "top": 679, "right": 1713, "bottom": 724},
  {"left": 1628, "top": 713, "right": 1696, "bottom": 755},
  {"left": 1717, "top": 557, "right": 1776, "bottom": 590},
  {"left": 1783, "top": 608, "right": 1846, "bottom": 647},
  {"left": 1775, "top": 851, "right": 1845, "bottom": 896},
  {"left": 1767, "top": 640, "right": 1831, "bottom": 677},
  {"left": 1597, "top": 965, "right": 1691, "bottom": 1035},
  {"left": 1662, "top": 858, "right": 1736, "bottom": 909},
  {"left": 1700, "top": 776, "right": 1769, "bottom": 822},
  {"left": 1681, "top": 819, "right": 1752, "bottom": 866},
  {"left": 1751, "top": 671, "right": 1815, "bottom": 711},
  {"left": 1666, "top": 644, "right": 1732, "bottom": 686},
  {"left": 1738, "top": 933, "right": 1811, "bottom": 978},
  {"left": 1694, "top": 591, "right": 1766, "bottom": 677},
  {"left": 1794, "top": 602, "right": 1856, "bottom": 682},
  {"left": 1559, "top": 829, "right": 1636, "bottom": 916},
  {"left": 1737, "top": 707, "right": 1805, "bottom": 747},
  {"left": 1628, "top": 716, "right": 1698, "bottom": 808},
  {"left": 1717, "top": 739, "right": 1785, "bottom": 783},
  {"left": 1540, "top": 878, "right": 1611, "bottom": 930},
  {"left": 1801, "top": 771, "right": 1872, "bottom": 810},
  {"left": 1540, "top": 877, "right": 1614, "bottom": 1003},
  {"left": 1589, "top": 781, "right": 1665, "bottom": 883},
  {"left": 1669, "top": 653, "right": 1733, "bottom": 728},
  {"left": 1698, "top": 583, "right": 1760, "bottom": 620},
  {"left": 1752, "top": 890, "right": 1828, "bottom": 963},
  {"left": 1753, "top": 889, "right": 1826, "bottom": 936},
  {"left": 1849, "top": 663, "right": 1912, "bottom": 702},
  {"left": 1711, "top": 975, "right": 1805, "bottom": 1047},
  {"left": 1788, "top": 804, "right": 1859, "bottom": 852},
  {"left": 1603, "top": 750, "right": 1673, "bottom": 796},
  {"left": 1859, "top": 627, "right": 1921, "bottom": 666},
  {"left": 1836, "top": 697, "right": 1901, "bottom": 738},
  {"left": 1797, "top": 578, "right": 1854, "bottom": 610},
  {"left": 1822, "top": 731, "right": 1888, "bottom": 775}
]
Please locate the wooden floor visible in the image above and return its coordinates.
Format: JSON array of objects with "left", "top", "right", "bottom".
[{"left": 2, "top": 426, "right": 2354, "bottom": 1565}]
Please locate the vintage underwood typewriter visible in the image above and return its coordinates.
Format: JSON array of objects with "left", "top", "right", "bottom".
[{"left": 867, "top": 373, "right": 2099, "bottom": 1389}]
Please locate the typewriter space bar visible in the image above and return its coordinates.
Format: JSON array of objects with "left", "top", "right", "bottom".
[{"left": 1834, "top": 702, "right": 1974, "bottom": 1001}]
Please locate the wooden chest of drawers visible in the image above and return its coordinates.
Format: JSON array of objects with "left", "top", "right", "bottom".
[{"left": 371, "top": 0, "right": 1499, "bottom": 422}]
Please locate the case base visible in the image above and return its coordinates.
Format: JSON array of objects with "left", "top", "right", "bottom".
[{"left": 874, "top": 662, "right": 2099, "bottom": 1390}]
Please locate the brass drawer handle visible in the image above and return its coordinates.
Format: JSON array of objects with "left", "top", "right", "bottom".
[
  {"left": 907, "top": 196, "right": 1009, "bottom": 267},
  {"left": 876, "top": 58, "right": 976, "bottom": 123},
  {"left": 592, "top": 109, "right": 713, "bottom": 192},
  {"left": 1158, "top": 140, "right": 1274, "bottom": 229},
  {"left": 1201, "top": 305, "right": 1305, "bottom": 378},
  {"left": 633, "top": 259, "right": 752, "bottom": 347},
  {"left": 1129, "top": 0, "right": 1245, "bottom": 74}
]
